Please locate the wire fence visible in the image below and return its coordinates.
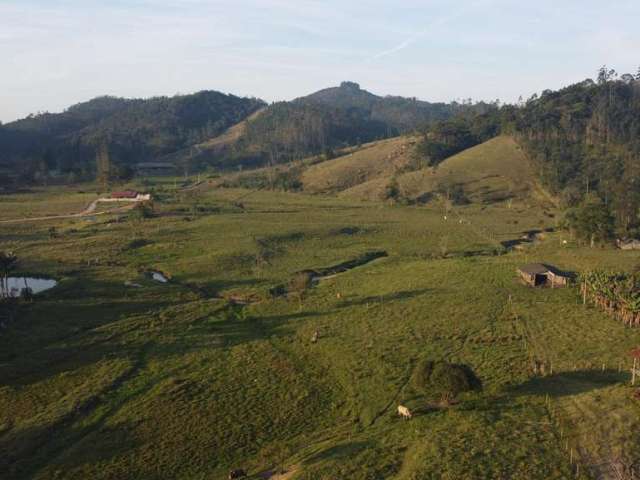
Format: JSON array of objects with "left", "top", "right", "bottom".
[{"left": 507, "top": 295, "right": 639, "bottom": 479}]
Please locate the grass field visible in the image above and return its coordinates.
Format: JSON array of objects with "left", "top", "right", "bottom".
[{"left": 1, "top": 139, "right": 640, "bottom": 479}]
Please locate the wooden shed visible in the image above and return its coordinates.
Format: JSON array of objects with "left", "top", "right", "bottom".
[{"left": 518, "top": 263, "right": 570, "bottom": 288}]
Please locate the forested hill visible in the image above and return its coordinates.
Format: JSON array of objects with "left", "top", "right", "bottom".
[
  {"left": 0, "top": 81, "right": 492, "bottom": 178},
  {"left": 507, "top": 71, "right": 640, "bottom": 236},
  {"left": 221, "top": 82, "right": 491, "bottom": 168},
  {"left": 0, "top": 91, "right": 265, "bottom": 178}
]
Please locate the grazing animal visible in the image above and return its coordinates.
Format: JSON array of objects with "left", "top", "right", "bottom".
[
  {"left": 397, "top": 405, "right": 412, "bottom": 420},
  {"left": 228, "top": 469, "right": 247, "bottom": 479},
  {"left": 311, "top": 330, "right": 319, "bottom": 343}
]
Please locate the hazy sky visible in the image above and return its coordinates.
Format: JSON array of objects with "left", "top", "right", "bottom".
[{"left": 1, "top": 0, "right": 639, "bottom": 123}]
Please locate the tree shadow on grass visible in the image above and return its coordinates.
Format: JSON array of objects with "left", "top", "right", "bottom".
[
  {"left": 1, "top": 421, "right": 149, "bottom": 480},
  {"left": 511, "top": 370, "right": 626, "bottom": 398},
  {"left": 337, "top": 289, "right": 432, "bottom": 309},
  {"left": 161, "top": 309, "right": 327, "bottom": 353},
  {"left": 303, "top": 441, "right": 372, "bottom": 464}
]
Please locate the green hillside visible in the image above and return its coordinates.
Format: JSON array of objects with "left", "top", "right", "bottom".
[
  {"left": 300, "top": 136, "right": 419, "bottom": 194},
  {"left": 296, "top": 135, "right": 554, "bottom": 208},
  {"left": 342, "top": 136, "right": 553, "bottom": 205}
]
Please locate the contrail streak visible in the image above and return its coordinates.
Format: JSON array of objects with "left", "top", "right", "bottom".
[{"left": 366, "top": 0, "right": 493, "bottom": 62}]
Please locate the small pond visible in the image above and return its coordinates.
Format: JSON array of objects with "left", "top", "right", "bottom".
[{"left": 3, "top": 277, "right": 58, "bottom": 298}]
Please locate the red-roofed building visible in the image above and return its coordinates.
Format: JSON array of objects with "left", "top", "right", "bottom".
[{"left": 111, "top": 190, "right": 138, "bottom": 199}]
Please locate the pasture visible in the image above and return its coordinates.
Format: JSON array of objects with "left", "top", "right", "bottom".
[{"left": 1, "top": 175, "right": 639, "bottom": 479}]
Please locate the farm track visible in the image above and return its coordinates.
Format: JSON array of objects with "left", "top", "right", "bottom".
[
  {"left": 0, "top": 198, "right": 137, "bottom": 224},
  {"left": 0, "top": 179, "right": 202, "bottom": 224}
]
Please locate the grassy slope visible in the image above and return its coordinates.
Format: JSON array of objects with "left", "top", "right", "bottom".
[
  {"left": 341, "top": 135, "right": 547, "bottom": 204},
  {"left": 1, "top": 180, "right": 639, "bottom": 479},
  {"left": 300, "top": 136, "right": 418, "bottom": 194}
]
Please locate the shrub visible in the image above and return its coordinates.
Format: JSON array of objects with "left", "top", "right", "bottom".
[
  {"left": 130, "top": 202, "right": 154, "bottom": 221},
  {"left": 288, "top": 271, "right": 315, "bottom": 294},
  {"left": 411, "top": 359, "right": 481, "bottom": 403},
  {"left": 382, "top": 177, "right": 400, "bottom": 201},
  {"left": 125, "top": 238, "right": 151, "bottom": 250}
]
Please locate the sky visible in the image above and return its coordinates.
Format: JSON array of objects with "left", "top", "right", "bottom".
[{"left": 1, "top": 0, "right": 639, "bottom": 123}]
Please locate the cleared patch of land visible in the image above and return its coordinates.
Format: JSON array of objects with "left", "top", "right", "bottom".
[{"left": 199, "top": 107, "right": 267, "bottom": 151}]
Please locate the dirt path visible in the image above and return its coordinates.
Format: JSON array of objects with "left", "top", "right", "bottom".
[
  {"left": 256, "top": 465, "right": 300, "bottom": 480},
  {"left": 0, "top": 198, "right": 139, "bottom": 224}
]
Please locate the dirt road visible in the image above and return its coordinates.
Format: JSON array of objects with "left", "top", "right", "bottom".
[{"left": 0, "top": 198, "right": 138, "bottom": 224}]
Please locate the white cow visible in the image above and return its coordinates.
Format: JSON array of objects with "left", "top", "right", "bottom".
[{"left": 397, "top": 405, "right": 412, "bottom": 420}]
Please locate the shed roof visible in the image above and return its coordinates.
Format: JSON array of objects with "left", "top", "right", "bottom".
[
  {"left": 519, "top": 263, "right": 551, "bottom": 275},
  {"left": 518, "top": 263, "right": 571, "bottom": 277}
]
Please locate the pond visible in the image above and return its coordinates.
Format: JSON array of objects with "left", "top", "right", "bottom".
[{"left": 3, "top": 277, "right": 58, "bottom": 298}]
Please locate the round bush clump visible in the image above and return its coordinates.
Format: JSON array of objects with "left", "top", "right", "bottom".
[
  {"left": 412, "top": 359, "right": 481, "bottom": 401},
  {"left": 288, "top": 271, "right": 315, "bottom": 293}
]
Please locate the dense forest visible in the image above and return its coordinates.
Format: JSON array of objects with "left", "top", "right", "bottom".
[
  {"left": 414, "top": 109, "right": 501, "bottom": 167},
  {"left": 0, "top": 92, "right": 265, "bottom": 182},
  {"left": 510, "top": 67, "right": 640, "bottom": 238}
]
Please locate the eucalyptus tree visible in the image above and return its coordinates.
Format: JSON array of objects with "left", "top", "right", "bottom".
[{"left": 0, "top": 251, "right": 18, "bottom": 298}]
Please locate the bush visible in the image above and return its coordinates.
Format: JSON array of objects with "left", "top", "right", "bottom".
[
  {"left": 125, "top": 238, "right": 151, "bottom": 250},
  {"left": 382, "top": 177, "right": 400, "bottom": 202},
  {"left": 129, "top": 202, "right": 154, "bottom": 221},
  {"left": 288, "top": 271, "right": 315, "bottom": 294},
  {"left": 411, "top": 359, "right": 481, "bottom": 402}
]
